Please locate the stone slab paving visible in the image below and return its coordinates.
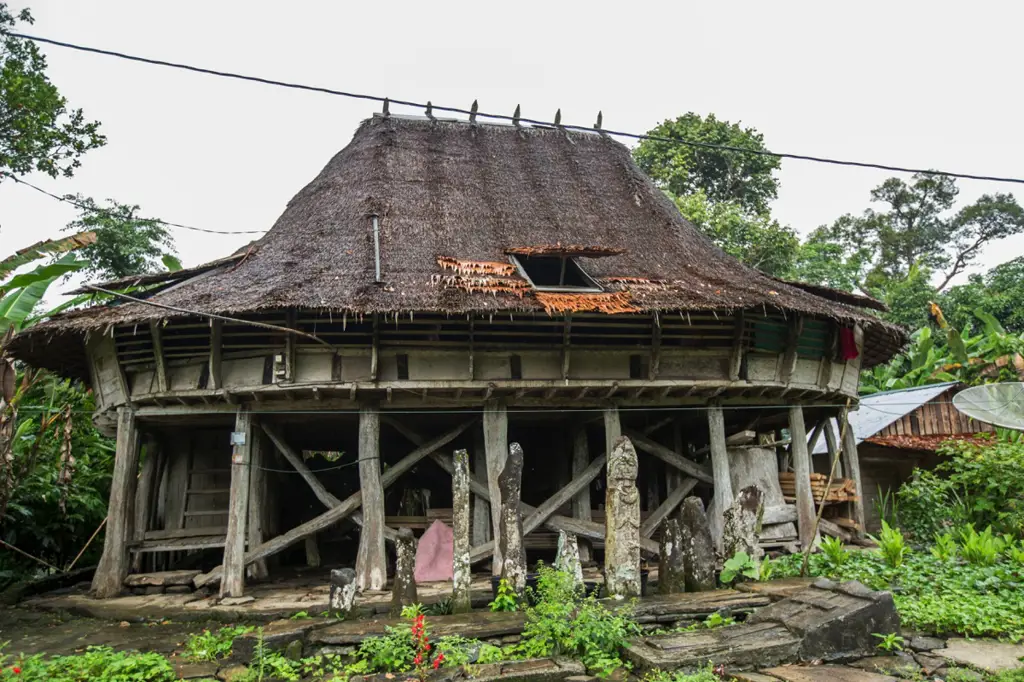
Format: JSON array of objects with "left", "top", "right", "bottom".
[
  {"left": 933, "top": 637, "right": 1024, "bottom": 673},
  {"left": 760, "top": 665, "right": 898, "bottom": 682},
  {"left": 734, "top": 578, "right": 816, "bottom": 600}
]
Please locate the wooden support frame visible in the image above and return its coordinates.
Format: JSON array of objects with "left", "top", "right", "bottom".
[
  {"left": 822, "top": 418, "right": 843, "bottom": 478},
  {"left": 208, "top": 320, "right": 223, "bottom": 390},
  {"left": 839, "top": 407, "right": 866, "bottom": 534},
  {"left": 370, "top": 314, "right": 380, "bottom": 381},
  {"left": 789, "top": 405, "right": 818, "bottom": 548},
  {"left": 640, "top": 476, "right": 697, "bottom": 538},
  {"left": 92, "top": 407, "right": 141, "bottom": 597},
  {"left": 130, "top": 437, "right": 160, "bottom": 572},
  {"left": 561, "top": 314, "right": 572, "bottom": 379},
  {"left": 779, "top": 314, "right": 804, "bottom": 384},
  {"left": 247, "top": 427, "right": 269, "bottom": 581},
  {"left": 482, "top": 401, "right": 508, "bottom": 574},
  {"left": 221, "top": 409, "right": 254, "bottom": 597},
  {"left": 603, "top": 406, "right": 622, "bottom": 457},
  {"left": 621, "top": 429, "right": 713, "bottom": 483},
  {"left": 706, "top": 404, "right": 732, "bottom": 548},
  {"left": 728, "top": 310, "right": 746, "bottom": 381},
  {"left": 649, "top": 312, "right": 661, "bottom": 380},
  {"left": 195, "top": 419, "right": 473, "bottom": 587},
  {"left": 356, "top": 406, "right": 386, "bottom": 591},
  {"left": 571, "top": 424, "right": 592, "bottom": 561},
  {"left": 149, "top": 320, "right": 168, "bottom": 392}
]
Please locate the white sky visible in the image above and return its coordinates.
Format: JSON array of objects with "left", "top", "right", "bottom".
[{"left": 2, "top": 0, "right": 1023, "bottom": 299}]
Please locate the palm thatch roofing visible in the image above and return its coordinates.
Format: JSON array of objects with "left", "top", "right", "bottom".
[{"left": 10, "top": 114, "right": 907, "bottom": 377}]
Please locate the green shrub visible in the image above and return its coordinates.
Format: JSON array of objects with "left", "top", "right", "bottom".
[
  {"left": 819, "top": 536, "right": 849, "bottom": 573},
  {"left": 869, "top": 520, "right": 908, "bottom": 568},
  {"left": 719, "top": 551, "right": 758, "bottom": 584},
  {"left": 895, "top": 469, "right": 965, "bottom": 540},
  {"left": 938, "top": 437, "right": 1024, "bottom": 536},
  {"left": 930, "top": 531, "right": 958, "bottom": 561},
  {"left": 183, "top": 625, "right": 254, "bottom": 662},
  {"left": 0, "top": 646, "right": 176, "bottom": 681},
  {"left": 959, "top": 524, "right": 1003, "bottom": 566},
  {"left": 489, "top": 578, "right": 519, "bottom": 612},
  {"left": 643, "top": 663, "right": 720, "bottom": 682}
]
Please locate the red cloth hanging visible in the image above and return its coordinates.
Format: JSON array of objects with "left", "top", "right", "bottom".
[{"left": 839, "top": 327, "right": 859, "bottom": 360}]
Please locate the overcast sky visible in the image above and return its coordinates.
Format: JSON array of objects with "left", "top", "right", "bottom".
[{"left": 2, "top": 1, "right": 1023, "bottom": 298}]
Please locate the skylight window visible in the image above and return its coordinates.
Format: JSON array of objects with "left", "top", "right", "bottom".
[{"left": 509, "top": 254, "right": 603, "bottom": 292}]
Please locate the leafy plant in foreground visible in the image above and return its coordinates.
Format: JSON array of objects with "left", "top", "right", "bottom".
[
  {"left": 959, "top": 525, "right": 1004, "bottom": 566},
  {"left": 490, "top": 578, "right": 519, "bottom": 612},
  {"left": 0, "top": 645, "right": 175, "bottom": 681},
  {"left": 819, "top": 536, "right": 849, "bottom": 573},
  {"left": 873, "top": 633, "right": 905, "bottom": 652},
  {"left": 184, "top": 625, "right": 254, "bottom": 662},
  {"left": 869, "top": 520, "right": 908, "bottom": 569},
  {"left": 719, "top": 551, "right": 758, "bottom": 584}
]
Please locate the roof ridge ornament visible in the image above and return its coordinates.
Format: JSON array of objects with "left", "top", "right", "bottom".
[
  {"left": 513, "top": 104, "right": 521, "bottom": 127},
  {"left": 594, "top": 111, "right": 603, "bottom": 131},
  {"left": 554, "top": 109, "right": 562, "bottom": 127},
  {"left": 425, "top": 101, "right": 435, "bottom": 121},
  {"left": 469, "top": 100, "right": 479, "bottom": 124},
  {"left": 382, "top": 98, "right": 390, "bottom": 118}
]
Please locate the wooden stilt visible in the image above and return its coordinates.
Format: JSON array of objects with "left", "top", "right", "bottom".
[
  {"left": 131, "top": 438, "right": 160, "bottom": 573},
  {"left": 247, "top": 428, "right": 269, "bottom": 581},
  {"left": 305, "top": 535, "right": 321, "bottom": 568},
  {"left": 92, "top": 407, "right": 141, "bottom": 598},
  {"left": 220, "top": 410, "right": 253, "bottom": 598},
  {"left": 603, "top": 406, "right": 622, "bottom": 459},
  {"left": 571, "top": 424, "right": 593, "bottom": 562},
  {"left": 822, "top": 419, "right": 843, "bottom": 478},
  {"left": 482, "top": 401, "right": 508, "bottom": 576},
  {"left": 356, "top": 406, "right": 386, "bottom": 591},
  {"left": 640, "top": 477, "right": 698, "bottom": 538},
  {"left": 839, "top": 408, "right": 865, "bottom": 535},
  {"left": 471, "top": 431, "right": 491, "bottom": 547},
  {"left": 789, "top": 405, "right": 818, "bottom": 549},
  {"left": 707, "top": 405, "right": 732, "bottom": 550}
]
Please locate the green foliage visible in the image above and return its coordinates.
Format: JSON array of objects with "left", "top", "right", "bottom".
[
  {"left": 0, "top": 645, "right": 174, "bottom": 681},
  {"left": 183, "top": 625, "right": 254, "bottom": 662},
  {"left": 868, "top": 520, "right": 908, "bottom": 569},
  {"left": 943, "top": 257, "right": 1024, "bottom": 334},
  {"left": 633, "top": 112, "right": 780, "bottom": 216},
  {"left": 642, "top": 663, "right": 720, "bottom": 682},
  {"left": 937, "top": 437, "right": 1024, "bottom": 536},
  {"left": 62, "top": 196, "right": 175, "bottom": 281},
  {"left": 873, "top": 633, "right": 905, "bottom": 652},
  {"left": 671, "top": 191, "right": 798, "bottom": 276},
  {"left": 352, "top": 622, "right": 416, "bottom": 673},
  {"left": 959, "top": 525, "right": 1006, "bottom": 566},
  {"left": 931, "top": 532, "right": 958, "bottom": 562},
  {"left": 819, "top": 536, "right": 849, "bottom": 573},
  {"left": 893, "top": 468, "right": 965, "bottom": 540},
  {"left": 0, "top": 3, "right": 105, "bottom": 181},
  {"left": 513, "top": 565, "right": 640, "bottom": 676},
  {"left": 719, "top": 551, "right": 758, "bottom": 584},
  {"left": 489, "top": 577, "right": 519, "bottom": 612}
]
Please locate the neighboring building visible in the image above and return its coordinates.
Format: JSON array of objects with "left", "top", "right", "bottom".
[
  {"left": 10, "top": 114, "right": 906, "bottom": 597},
  {"left": 812, "top": 382, "right": 994, "bottom": 531}
]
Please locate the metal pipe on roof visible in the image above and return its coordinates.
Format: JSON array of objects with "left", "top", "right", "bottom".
[{"left": 371, "top": 214, "right": 381, "bottom": 283}]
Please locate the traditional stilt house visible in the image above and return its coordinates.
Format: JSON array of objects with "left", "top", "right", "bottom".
[{"left": 9, "top": 114, "right": 907, "bottom": 598}]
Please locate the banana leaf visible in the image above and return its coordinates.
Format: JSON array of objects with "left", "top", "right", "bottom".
[{"left": 0, "top": 231, "right": 96, "bottom": 279}]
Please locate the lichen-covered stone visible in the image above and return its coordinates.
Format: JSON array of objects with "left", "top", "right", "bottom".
[
  {"left": 452, "top": 448, "right": 472, "bottom": 613},
  {"left": 604, "top": 436, "right": 641, "bottom": 598},
  {"left": 390, "top": 528, "right": 418, "bottom": 616},
  {"left": 658, "top": 518, "right": 686, "bottom": 594},
  {"left": 329, "top": 567, "right": 357, "bottom": 617},
  {"left": 678, "top": 496, "right": 715, "bottom": 592},
  {"left": 555, "top": 530, "right": 584, "bottom": 589},
  {"left": 723, "top": 485, "right": 765, "bottom": 575},
  {"left": 498, "top": 443, "right": 527, "bottom": 597}
]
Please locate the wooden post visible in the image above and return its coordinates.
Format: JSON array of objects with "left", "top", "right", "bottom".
[
  {"left": 356, "top": 406, "right": 386, "bottom": 591},
  {"left": 131, "top": 438, "right": 160, "bottom": 573},
  {"left": 92, "top": 407, "right": 141, "bottom": 598},
  {"left": 789, "top": 405, "right": 818, "bottom": 548},
  {"left": 471, "top": 432, "right": 491, "bottom": 547},
  {"left": 482, "top": 401, "right": 508, "bottom": 575},
  {"left": 839, "top": 408, "right": 866, "bottom": 535},
  {"left": 822, "top": 419, "right": 843, "bottom": 479},
  {"left": 570, "top": 425, "right": 593, "bottom": 562},
  {"left": 221, "top": 410, "right": 254, "bottom": 598},
  {"left": 305, "top": 535, "right": 321, "bottom": 568},
  {"left": 246, "top": 428, "right": 270, "bottom": 581},
  {"left": 666, "top": 421, "right": 684, "bottom": 493},
  {"left": 208, "top": 320, "right": 223, "bottom": 390},
  {"left": 707, "top": 405, "right": 732, "bottom": 550},
  {"left": 603, "top": 406, "right": 621, "bottom": 463},
  {"left": 149, "top": 321, "right": 168, "bottom": 392}
]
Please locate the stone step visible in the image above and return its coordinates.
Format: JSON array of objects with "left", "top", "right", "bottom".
[{"left": 761, "top": 665, "right": 898, "bottom": 682}]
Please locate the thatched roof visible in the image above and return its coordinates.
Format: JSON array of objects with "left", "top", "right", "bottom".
[{"left": 10, "top": 114, "right": 907, "bottom": 376}]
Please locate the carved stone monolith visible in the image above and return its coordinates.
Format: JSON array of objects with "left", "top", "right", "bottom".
[
  {"left": 329, "top": 567, "right": 357, "bottom": 616},
  {"left": 452, "top": 448, "right": 472, "bottom": 613},
  {"left": 722, "top": 485, "right": 765, "bottom": 577},
  {"left": 555, "top": 530, "right": 584, "bottom": 590},
  {"left": 658, "top": 518, "right": 686, "bottom": 594},
  {"left": 679, "top": 496, "right": 716, "bottom": 591},
  {"left": 498, "top": 442, "right": 527, "bottom": 597},
  {"left": 390, "top": 528, "right": 418, "bottom": 616},
  {"left": 604, "top": 435, "right": 641, "bottom": 598}
]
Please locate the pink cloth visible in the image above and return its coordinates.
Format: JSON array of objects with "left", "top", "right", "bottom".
[{"left": 414, "top": 520, "right": 454, "bottom": 582}]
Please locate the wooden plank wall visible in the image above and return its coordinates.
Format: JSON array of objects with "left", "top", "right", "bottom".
[{"left": 875, "top": 388, "right": 995, "bottom": 438}]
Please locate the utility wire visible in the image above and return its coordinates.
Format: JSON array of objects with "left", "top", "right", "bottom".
[
  {"left": 1, "top": 171, "right": 266, "bottom": 236},
  {"left": 11, "top": 31, "right": 1024, "bottom": 186}
]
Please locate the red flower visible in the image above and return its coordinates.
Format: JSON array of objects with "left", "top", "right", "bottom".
[
  {"left": 12, "top": 667, "right": 21, "bottom": 674},
  {"left": 433, "top": 653, "right": 445, "bottom": 670},
  {"left": 414, "top": 655, "right": 423, "bottom": 666}
]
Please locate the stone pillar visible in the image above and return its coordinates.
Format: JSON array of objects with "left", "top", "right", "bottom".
[
  {"left": 604, "top": 435, "right": 641, "bottom": 598},
  {"left": 498, "top": 442, "right": 527, "bottom": 597},
  {"left": 356, "top": 407, "right": 387, "bottom": 591},
  {"left": 658, "top": 518, "right": 686, "bottom": 594},
  {"left": 452, "top": 448, "right": 472, "bottom": 613},
  {"left": 722, "top": 485, "right": 765, "bottom": 574},
  {"left": 390, "top": 528, "right": 418, "bottom": 616},
  {"left": 679, "top": 496, "right": 715, "bottom": 592},
  {"left": 329, "top": 568, "right": 358, "bottom": 617},
  {"left": 555, "top": 530, "right": 584, "bottom": 590}
]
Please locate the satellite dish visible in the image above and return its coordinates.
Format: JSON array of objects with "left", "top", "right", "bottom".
[{"left": 952, "top": 382, "right": 1024, "bottom": 430}]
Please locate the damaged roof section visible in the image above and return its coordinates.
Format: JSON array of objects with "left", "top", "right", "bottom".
[
  {"left": 505, "top": 245, "right": 626, "bottom": 258},
  {"left": 534, "top": 291, "right": 638, "bottom": 315}
]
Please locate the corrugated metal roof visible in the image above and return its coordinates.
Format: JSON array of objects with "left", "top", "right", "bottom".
[{"left": 812, "top": 382, "right": 957, "bottom": 454}]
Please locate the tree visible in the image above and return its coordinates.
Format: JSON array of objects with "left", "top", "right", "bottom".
[
  {"left": 941, "top": 257, "right": 1024, "bottom": 334},
  {"left": 0, "top": 4, "right": 104, "bottom": 181},
  {"left": 633, "top": 112, "right": 780, "bottom": 217},
  {"left": 63, "top": 196, "right": 175, "bottom": 280},
  {"left": 672, "top": 191, "right": 798, "bottom": 276}
]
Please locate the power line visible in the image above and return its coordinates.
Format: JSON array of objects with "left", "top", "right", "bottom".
[
  {"left": 11, "top": 31, "right": 1024, "bottom": 186},
  {"left": 1, "top": 172, "right": 266, "bottom": 236}
]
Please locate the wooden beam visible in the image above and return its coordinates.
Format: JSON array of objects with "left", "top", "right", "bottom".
[
  {"left": 839, "top": 408, "right": 865, "bottom": 535},
  {"left": 355, "top": 406, "right": 386, "bottom": 591},
  {"left": 208, "top": 320, "right": 223, "bottom": 390},
  {"left": 763, "top": 504, "right": 798, "bottom": 525},
  {"left": 603, "top": 406, "right": 621, "bottom": 457},
  {"left": 195, "top": 419, "right": 473, "bottom": 587},
  {"left": 561, "top": 314, "right": 571, "bottom": 380},
  {"left": 806, "top": 421, "right": 825, "bottom": 457},
  {"left": 728, "top": 310, "right": 746, "bottom": 381},
  {"left": 131, "top": 438, "right": 160, "bottom": 572},
  {"left": 789, "top": 405, "right": 818, "bottom": 548},
  {"left": 468, "top": 318, "right": 475, "bottom": 380},
  {"left": 483, "top": 401, "right": 507, "bottom": 575},
  {"left": 779, "top": 315, "right": 804, "bottom": 384},
  {"left": 149, "top": 321, "right": 168, "bottom": 392},
  {"left": 571, "top": 424, "right": 592, "bottom": 562},
  {"left": 822, "top": 418, "right": 843, "bottom": 478},
  {"left": 92, "top": 407, "right": 141, "bottom": 598},
  {"left": 649, "top": 312, "right": 661, "bottom": 380},
  {"left": 283, "top": 308, "right": 297, "bottom": 383},
  {"left": 247, "top": 427, "right": 269, "bottom": 581},
  {"left": 621, "top": 429, "right": 713, "bottom": 484},
  {"left": 370, "top": 314, "right": 379, "bottom": 381},
  {"left": 707, "top": 404, "right": 732, "bottom": 549},
  {"left": 221, "top": 410, "right": 253, "bottom": 597},
  {"left": 640, "top": 476, "right": 697, "bottom": 538}
]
